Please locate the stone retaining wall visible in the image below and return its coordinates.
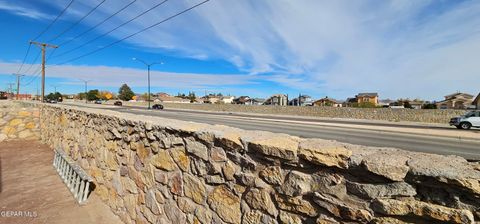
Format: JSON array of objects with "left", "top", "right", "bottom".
[
  {"left": 38, "top": 103, "right": 480, "bottom": 224},
  {"left": 0, "top": 101, "right": 40, "bottom": 142},
  {"left": 111, "top": 101, "right": 467, "bottom": 124}
]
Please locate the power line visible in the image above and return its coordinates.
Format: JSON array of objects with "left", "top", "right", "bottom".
[
  {"left": 22, "top": 70, "right": 42, "bottom": 87},
  {"left": 57, "top": 0, "right": 210, "bottom": 65},
  {"left": 48, "top": 0, "right": 107, "bottom": 42},
  {"left": 22, "top": 50, "right": 41, "bottom": 74},
  {"left": 53, "top": 0, "right": 169, "bottom": 59},
  {"left": 16, "top": 43, "right": 32, "bottom": 74},
  {"left": 22, "top": 48, "right": 58, "bottom": 87},
  {"left": 57, "top": 0, "right": 137, "bottom": 47},
  {"left": 32, "top": 0, "right": 75, "bottom": 41},
  {"left": 17, "top": 0, "right": 74, "bottom": 75}
]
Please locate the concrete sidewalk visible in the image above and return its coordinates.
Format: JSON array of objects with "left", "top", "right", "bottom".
[{"left": 0, "top": 140, "right": 122, "bottom": 224}]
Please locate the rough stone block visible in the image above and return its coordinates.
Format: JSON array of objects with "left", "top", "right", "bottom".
[{"left": 207, "top": 185, "right": 241, "bottom": 224}]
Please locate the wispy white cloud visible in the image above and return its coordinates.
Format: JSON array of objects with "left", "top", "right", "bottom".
[
  {"left": 0, "top": 61, "right": 256, "bottom": 89},
  {"left": 14, "top": 0, "right": 480, "bottom": 99},
  {"left": 0, "top": 1, "right": 52, "bottom": 20}
]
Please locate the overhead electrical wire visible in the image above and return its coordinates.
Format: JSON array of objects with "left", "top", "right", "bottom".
[
  {"left": 57, "top": 0, "right": 138, "bottom": 47},
  {"left": 56, "top": 0, "right": 210, "bottom": 65},
  {"left": 48, "top": 0, "right": 107, "bottom": 42},
  {"left": 52, "top": 0, "right": 169, "bottom": 59},
  {"left": 22, "top": 50, "right": 58, "bottom": 87},
  {"left": 32, "top": 0, "right": 75, "bottom": 41},
  {"left": 22, "top": 71, "right": 41, "bottom": 87},
  {"left": 21, "top": 0, "right": 133, "bottom": 88},
  {"left": 16, "top": 0, "right": 74, "bottom": 74},
  {"left": 16, "top": 43, "right": 32, "bottom": 74},
  {"left": 22, "top": 50, "right": 41, "bottom": 75}
]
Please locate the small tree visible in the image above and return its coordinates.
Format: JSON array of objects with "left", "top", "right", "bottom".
[
  {"left": 46, "top": 92, "right": 63, "bottom": 101},
  {"left": 403, "top": 101, "right": 412, "bottom": 109},
  {"left": 422, "top": 103, "right": 437, "bottom": 109},
  {"left": 188, "top": 91, "right": 196, "bottom": 103},
  {"left": 77, "top": 92, "right": 86, "bottom": 100},
  {"left": 87, "top": 89, "right": 99, "bottom": 101},
  {"left": 98, "top": 91, "right": 113, "bottom": 100},
  {"left": 118, "top": 84, "right": 134, "bottom": 101},
  {"left": 46, "top": 93, "right": 55, "bottom": 101}
]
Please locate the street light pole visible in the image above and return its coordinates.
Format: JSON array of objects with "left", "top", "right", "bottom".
[
  {"left": 132, "top": 58, "right": 163, "bottom": 110},
  {"left": 147, "top": 64, "right": 151, "bottom": 109},
  {"left": 80, "top": 79, "right": 91, "bottom": 104},
  {"left": 51, "top": 85, "right": 59, "bottom": 93}
]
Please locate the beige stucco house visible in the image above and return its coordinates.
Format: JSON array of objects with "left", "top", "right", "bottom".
[{"left": 435, "top": 93, "right": 474, "bottom": 109}]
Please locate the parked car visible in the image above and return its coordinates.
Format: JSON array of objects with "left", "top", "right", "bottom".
[
  {"left": 114, "top": 101, "right": 122, "bottom": 106},
  {"left": 152, "top": 104, "right": 164, "bottom": 110},
  {"left": 449, "top": 111, "right": 480, "bottom": 130},
  {"left": 94, "top": 100, "right": 102, "bottom": 104}
]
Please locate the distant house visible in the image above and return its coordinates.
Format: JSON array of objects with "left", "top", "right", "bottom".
[
  {"left": 435, "top": 93, "right": 474, "bottom": 109},
  {"left": 343, "top": 97, "right": 358, "bottom": 107},
  {"left": 408, "top": 100, "right": 425, "bottom": 109},
  {"left": 288, "top": 95, "right": 314, "bottom": 106},
  {"left": 154, "top": 92, "right": 171, "bottom": 98},
  {"left": 472, "top": 93, "right": 480, "bottom": 109},
  {"left": 156, "top": 95, "right": 190, "bottom": 103},
  {"left": 264, "top": 94, "right": 288, "bottom": 106},
  {"left": 252, "top": 98, "right": 265, "bottom": 105},
  {"left": 201, "top": 95, "right": 221, "bottom": 104},
  {"left": 378, "top": 99, "right": 394, "bottom": 107},
  {"left": 65, "top": 94, "right": 75, "bottom": 99},
  {"left": 220, "top": 96, "right": 235, "bottom": 104},
  {"left": 356, "top": 93, "right": 379, "bottom": 106},
  {"left": 233, "top": 96, "right": 252, "bottom": 105},
  {"left": 313, "top": 97, "right": 341, "bottom": 107},
  {"left": 391, "top": 99, "right": 425, "bottom": 109}
]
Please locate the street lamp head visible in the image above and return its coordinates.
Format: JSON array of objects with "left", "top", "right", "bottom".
[{"left": 132, "top": 57, "right": 137, "bottom": 61}]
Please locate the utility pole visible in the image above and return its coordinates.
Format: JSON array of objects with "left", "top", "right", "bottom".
[
  {"left": 30, "top": 41, "right": 58, "bottom": 102},
  {"left": 13, "top": 73, "right": 25, "bottom": 100},
  {"left": 80, "top": 79, "right": 91, "bottom": 104},
  {"left": 7, "top": 83, "right": 14, "bottom": 99},
  {"left": 36, "top": 83, "right": 39, "bottom": 101}
]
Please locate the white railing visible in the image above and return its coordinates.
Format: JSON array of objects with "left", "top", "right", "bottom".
[{"left": 53, "top": 148, "right": 93, "bottom": 204}]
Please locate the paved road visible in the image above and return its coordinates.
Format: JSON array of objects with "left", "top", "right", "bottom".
[{"left": 67, "top": 103, "right": 480, "bottom": 160}]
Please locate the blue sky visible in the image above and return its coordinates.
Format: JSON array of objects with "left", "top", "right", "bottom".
[{"left": 0, "top": 0, "right": 479, "bottom": 101}]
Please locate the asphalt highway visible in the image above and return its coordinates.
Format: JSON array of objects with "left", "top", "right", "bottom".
[{"left": 66, "top": 103, "right": 480, "bottom": 160}]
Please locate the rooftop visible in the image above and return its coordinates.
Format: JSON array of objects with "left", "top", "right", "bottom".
[{"left": 357, "top": 92, "right": 379, "bottom": 97}]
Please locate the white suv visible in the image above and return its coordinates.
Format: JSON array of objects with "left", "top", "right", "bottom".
[{"left": 449, "top": 111, "right": 480, "bottom": 130}]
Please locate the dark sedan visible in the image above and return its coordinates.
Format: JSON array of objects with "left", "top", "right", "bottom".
[{"left": 152, "top": 104, "right": 164, "bottom": 110}]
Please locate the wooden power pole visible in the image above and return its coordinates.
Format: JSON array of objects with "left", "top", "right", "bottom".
[
  {"left": 30, "top": 41, "right": 58, "bottom": 102},
  {"left": 13, "top": 73, "right": 25, "bottom": 100}
]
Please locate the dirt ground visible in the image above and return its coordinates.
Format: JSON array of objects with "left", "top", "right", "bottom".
[{"left": 0, "top": 140, "right": 122, "bottom": 224}]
